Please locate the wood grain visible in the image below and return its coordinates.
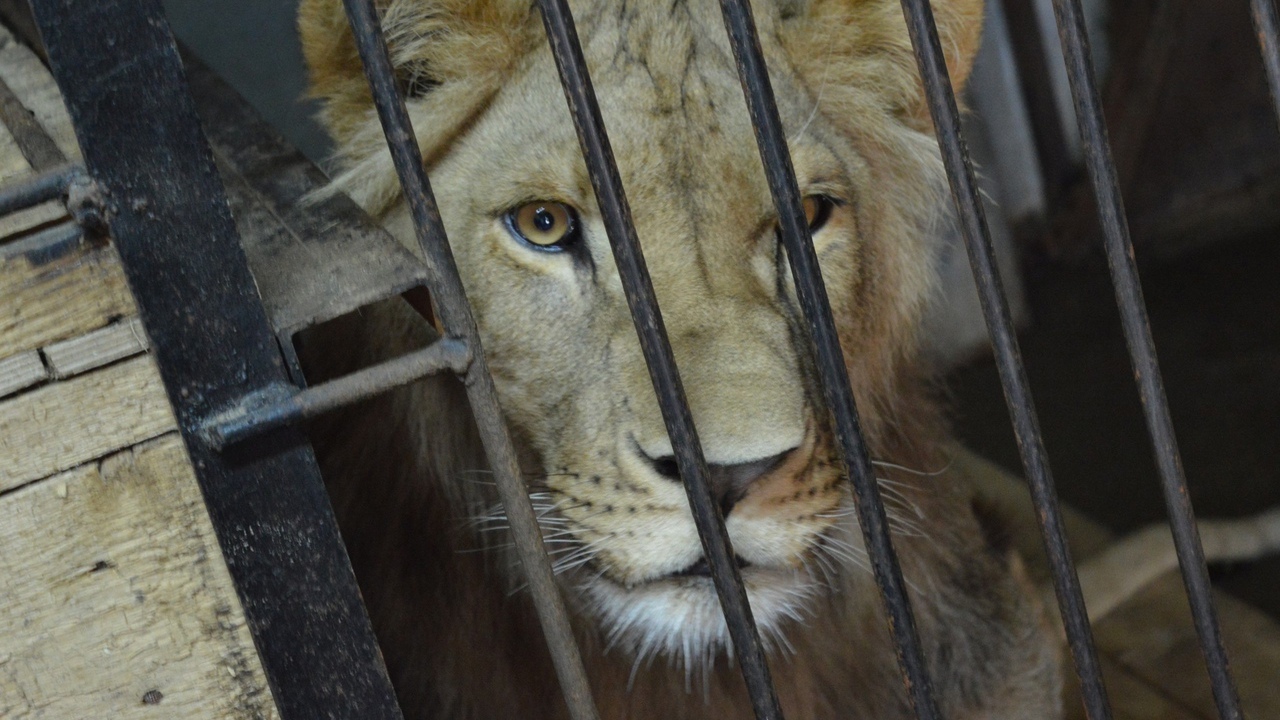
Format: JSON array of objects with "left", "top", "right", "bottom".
[
  {"left": 0, "top": 239, "right": 137, "bottom": 359},
  {"left": 0, "top": 21, "right": 75, "bottom": 240},
  {"left": 0, "top": 354, "right": 175, "bottom": 492},
  {"left": 0, "top": 23, "right": 79, "bottom": 161},
  {"left": 0, "top": 435, "right": 279, "bottom": 718},
  {"left": 0, "top": 112, "right": 27, "bottom": 180},
  {"left": 44, "top": 316, "right": 149, "bottom": 378},
  {"left": 0, "top": 347, "right": 43, "bottom": 398}
]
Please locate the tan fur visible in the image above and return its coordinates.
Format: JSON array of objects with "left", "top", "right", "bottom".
[{"left": 298, "top": 1, "right": 1061, "bottom": 717}]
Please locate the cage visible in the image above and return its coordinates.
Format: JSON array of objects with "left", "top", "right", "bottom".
[{"left": 0, "top": 0, "right": 1277, "bottom": 718}]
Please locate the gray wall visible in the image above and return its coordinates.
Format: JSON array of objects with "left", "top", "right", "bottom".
[{"left": 164, "top": 0, "right": 332, "bottom": 164}]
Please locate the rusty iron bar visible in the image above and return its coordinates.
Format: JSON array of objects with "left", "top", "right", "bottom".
[
  {"left": 201, "top": 338, "right": 472, "bottom": 450},
  {"left": 1250, "top": 0, "right": 1280, "bottom": 128},
  {"left": 0, "top": 161, "right": 82, "bottom": 216},
  {"left": 715, "top": 0, "right": 942, "bottom": 717},
  {"left": 533, "top": 1, "right": 784, "bottom": 717},
  {"left": 28, "top": 0, "right": 406, "bottom": 715},
  {"left": 339, "top": 1, "right": 602, "bottom": 718},
  {"left": 1046, "top": 1, "right": 1244, "bottom": 718},
  {"left": 897, "top": 0, "right": 1114, "bottom": 717}
]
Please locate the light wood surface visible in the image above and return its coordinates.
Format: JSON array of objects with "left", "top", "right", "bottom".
[
  {"left": 44, "top": 316, "right": 149, "bottom": 379},
  {"left": 0, "top": 23, "right": 76, "bottom": 238},
  {"left": 0, "top": 354, "right": 176, "bottom": 493},
  {"left": 0, "top": 24, "right": 80, "bottom": 161},
  {"left": 0, "top": 435, "right": 278, "bottom": 719},
  {"left": 0, "top": 22, "right": 281, "bottom": 718},
  {"left": 0, "top": 240, "right": 137, "bottom": 360},
  {"left": 0, "top": 347, "right": 44, "bottom": 398}
]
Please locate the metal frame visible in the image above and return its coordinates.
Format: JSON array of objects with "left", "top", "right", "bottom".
[
  {"left": 25, "top": 2, "right": 404, "bottom": 718},
  {"left": 14, "top": 0, "right": 1276, "bottom": 717}
]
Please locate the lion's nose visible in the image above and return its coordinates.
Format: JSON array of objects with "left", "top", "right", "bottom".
[{"left": 644, "top": 449, "right": 794, "bottom": 517}]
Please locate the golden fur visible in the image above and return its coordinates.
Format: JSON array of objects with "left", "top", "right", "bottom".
[{"left": 298, "top": 0, "right": 1061, "bottom": 717}]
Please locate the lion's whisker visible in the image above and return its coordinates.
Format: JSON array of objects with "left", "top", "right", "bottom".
[{"left": 870, "top": 457, "right": 952, "bottom": 478}]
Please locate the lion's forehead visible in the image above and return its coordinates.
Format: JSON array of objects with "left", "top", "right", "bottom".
[{"left": 454, "top": 6, "right": 833, "bottom": 215}]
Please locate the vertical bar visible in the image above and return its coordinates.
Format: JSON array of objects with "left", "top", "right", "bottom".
[
  {"left": 338, "top": 2, "right": 601, "bottom": 719},
  {"left": 715, "top": 2, "right": 940, "bottom": 718},
  {"left": 1250, "top": 0, "right": 1280, "bottom": 128},
  {"left": 27, "top": 0, "right": 403, "bottom": 717},
  {"left": 532, "top": 2, "right": 784, "bottom": 718},
  {"left": 1047, "top": 1, "right": 1245, "bottom": 718},
  {"left": 896, "top": 1, "right": 1114, "bottom": 718},
  {"left": 993, "top": 0, "right": 1075, "bottom": 202}
]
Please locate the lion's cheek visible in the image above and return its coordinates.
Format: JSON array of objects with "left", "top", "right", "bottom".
[{"left": 587, "top": 513, "right": 703, "bottom": 586}]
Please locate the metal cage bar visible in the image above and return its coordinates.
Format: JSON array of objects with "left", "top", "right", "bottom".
[
  {"left": 714, "top": 1, "right": 942, "bottom": 717},
  {"left": 337, "top": 2, "right": 601, "bottom": 719},
  {"left": 534, "top": 1, "right": 786, "bottom": 717},
  {"left": 18, "top": 0, "right": 1267, "bottom": 717},
  {"left": 0, "top": 161, "right": 82, "bottom": 215},
  {"left": 1046, "top": 1, "right": 1244, "bottom": 718},
  {"left": 895, "top": 0, "right": 1114, "bottom": 717},
  {"left": 1251, "top": 0, "right": 1280, "bottom": 127},
  {"left": 25, "top": 1, "right": 405, "bottom": 717}
]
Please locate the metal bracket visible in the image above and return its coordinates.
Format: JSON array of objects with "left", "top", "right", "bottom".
[{"left": 201, "top": 337, "right": 471, "bottom": 450}]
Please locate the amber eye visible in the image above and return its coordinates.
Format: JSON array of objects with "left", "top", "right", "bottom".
[
  {"left": 507, "top": 201, "right": 578, "bottom": 251},
  {"left": 803, "top": 195, "right": 835, "bottom": 234}
]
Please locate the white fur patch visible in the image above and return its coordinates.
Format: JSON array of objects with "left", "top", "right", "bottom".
[{"left": 579, "top": 565, "right": 824, "bottom": 686}]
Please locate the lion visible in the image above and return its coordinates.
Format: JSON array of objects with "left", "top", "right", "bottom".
[{"left": 295, "top": 0, "right": 1066, "bottom": 717}]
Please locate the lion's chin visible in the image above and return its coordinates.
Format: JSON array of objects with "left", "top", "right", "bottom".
[{"left": 578, "top": 565, "right": 822, "bottom": 669}]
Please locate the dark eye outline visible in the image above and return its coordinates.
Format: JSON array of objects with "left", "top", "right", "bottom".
[
  {"left": 804, "top": 194, "right": 837, "bottom": 235},
  {"left": 503, "top": 201, "right": 582, "bottom": 253}
]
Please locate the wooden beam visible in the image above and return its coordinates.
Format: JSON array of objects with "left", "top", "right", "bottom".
[
  {"left": 43, "top": 316, "right": 148, "bottom": 379},
  {"left": 0, "top": 355, "right": 175, "bottom": 493},
  {"left": 0, "top": 348, "right": 44, "bottom": 397},
  {"left": 0, "top": 435, "right": 279, "bottom": 718},
  {"left": 0, "top": 239, "right": 136, "bottom": 360}
]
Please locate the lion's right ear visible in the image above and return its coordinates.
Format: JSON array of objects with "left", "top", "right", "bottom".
[
  {"left": 298, "top": 0, "right": 539, "bottom": 148},
  {"left": 778, "top": 0, "right": 984, "bottom": 133}
]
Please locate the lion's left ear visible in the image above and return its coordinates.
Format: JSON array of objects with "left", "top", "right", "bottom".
[
  {"left": 299, "top": 0, "right": 539, "bottom": 148},
  {"left": 776, "top": 0, "right": 986, "bottom": 132},
  {"left": 914, "top": 0, "right": 986, "bottom": 95}
]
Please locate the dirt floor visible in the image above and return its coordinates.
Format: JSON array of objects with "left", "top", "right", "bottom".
[{"left": 946, "top": 229, "right": 1280, "bottom": 620}]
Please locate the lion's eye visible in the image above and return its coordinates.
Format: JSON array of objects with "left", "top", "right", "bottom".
[
  {"left": 803, "top": 195, "right": 835, "bottom": 234},
  {"left": 507, "top": 202, "right": 578, "bottom": 251}
]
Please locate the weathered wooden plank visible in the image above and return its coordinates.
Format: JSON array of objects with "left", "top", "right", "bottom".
[
  {"left": 0, "top": 238, "right": 137, "bottom": 359},
  {"left": 1063, "top": 656, "right": 1208, "bottom": 720},
  {"left": 0, "top": 112, "right": 27, "bottom": 181},
  {"left": 0, "top": 22, "right": 75, "bottom": 241},
  {"left": 44, "top": 315, "right": 149, "bottom": 378},
  {"left": 0, "top": 23, "right": 79, "bottom": 161},
  {"left": 0, "top": 354, "right": 175, "bottom": 492},
  {"left": 0, "top": 198, "right": 67, "bottom": 240},
  {"left": 0, "top": 435, "right": 279, "bottom": 719},
  {"left": 0, "top": 347, "right": 43, "bottom": 397},
  {"left": 1094, "top": 573, "right": 1280, "bottom": 720}
]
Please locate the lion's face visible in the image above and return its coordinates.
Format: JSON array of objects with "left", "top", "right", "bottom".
[{"left": 302, "top": 0, "right": 983, "bottom": 663}]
